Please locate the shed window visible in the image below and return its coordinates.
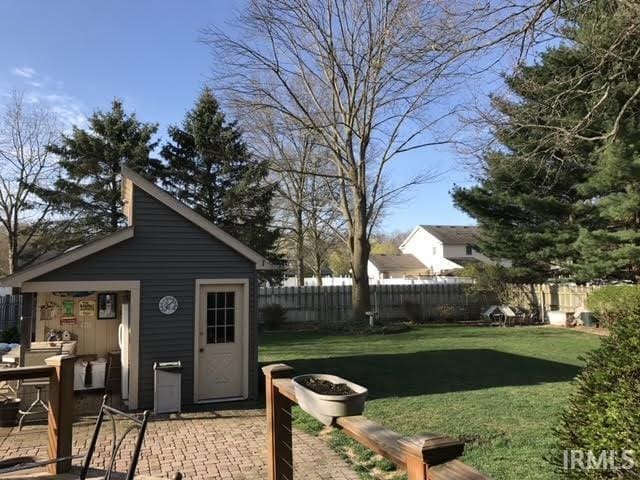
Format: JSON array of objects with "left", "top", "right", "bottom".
[
  {"left": 206, "top": 292, "right": 235, "bottom": 344},
  {"left": 466, "top": 245, "right": 473, "bottom": 255}
]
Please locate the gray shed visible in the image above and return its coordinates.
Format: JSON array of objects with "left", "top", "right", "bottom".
[{"left": 1, "top": 166, "right": 275, "bottom": 409}]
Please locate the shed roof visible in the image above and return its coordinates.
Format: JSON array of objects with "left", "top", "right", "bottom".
[
  {"left": 1, "top": 167, "right": 276, "bottom": 287},
  {"left": 369, "top": 254, "right": 427, "bottom": 271},
  {"left": 420, "top": 225, "right": 479, "bottom": 245}
]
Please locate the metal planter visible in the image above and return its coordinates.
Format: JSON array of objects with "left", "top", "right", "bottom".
[{"left": 292, "top": 374, "right": 367, "bottom": 426}]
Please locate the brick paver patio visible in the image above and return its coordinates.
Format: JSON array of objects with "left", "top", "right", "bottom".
[{"left": 0, "top": 408, "right": 358, "bottom": 480}]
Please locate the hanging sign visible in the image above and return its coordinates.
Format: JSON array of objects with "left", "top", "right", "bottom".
[
  {"left": 79, "top": 300, "right": 96, "bottom": 317},
  {"left": 61, "top": 300, "right": 77, "bottom": 323}
]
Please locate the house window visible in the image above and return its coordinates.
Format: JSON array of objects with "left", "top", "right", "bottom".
[
  {"left": 206, "top": 292, "right": 235, "bottom": 344},
  {"left": 466, "top": 245, "right": 473, "bottom": 255},
  {"left": 432, "top": 246, "right": 437, "bottom": 255}
]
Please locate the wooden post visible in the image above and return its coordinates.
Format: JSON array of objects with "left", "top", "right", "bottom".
[
  {"left": 46, "top": 355, "right": 75, "bottom": 474},
  {"left": 263, "top": 364, "right": 295, "bottom": 480},
  {"left": 399, "top": 435, "right": 465, "bottom": 480}
]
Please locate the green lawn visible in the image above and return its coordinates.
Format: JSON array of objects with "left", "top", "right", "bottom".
[{"left": 259, "top": 326, "right": 601, "bottom": 480}]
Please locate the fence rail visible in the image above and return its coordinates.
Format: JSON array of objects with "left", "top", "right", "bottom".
[{"left": 0, "top": 294, "right": 21, "bottom": 333}]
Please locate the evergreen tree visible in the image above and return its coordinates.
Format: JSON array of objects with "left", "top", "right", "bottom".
[
  {"left": 49, "top": 99, "right": 161, "bottom": 238},
  {"left": 453, "top": 45, "right": 596, "bottom": 282},
  {"left": 160, "top": 88, "right": 278, "bottom": 258},
  {"left": 454, "top": 0, "right": 640, "bottom": 282}
]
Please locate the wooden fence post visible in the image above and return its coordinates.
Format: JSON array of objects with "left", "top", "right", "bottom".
[
  {"left": 399, "top": 435, "right": 465, "bottom": 480},
  {"left": 263, "top": 364, "right": 295, "bottom": 480},
  {"left": 46, "top": 355, "right": 75, "bottom": 474}
]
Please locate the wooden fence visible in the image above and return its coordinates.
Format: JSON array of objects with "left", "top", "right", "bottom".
[
  {"left": 508, "top": 284, "right": 597, "bottom": 317},
  {"left": 0, "top": 294, "right": 21, "bottom": 333},
  {"left": 259, "top": 283, "right": 600, "bottom": 325},
  {"left": 259, "top": 284, "right": 491, "bottom": 324}
]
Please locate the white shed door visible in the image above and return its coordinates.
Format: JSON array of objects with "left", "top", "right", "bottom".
[{"left": 197, "top": 285, "right": 244, "bottom": 400}]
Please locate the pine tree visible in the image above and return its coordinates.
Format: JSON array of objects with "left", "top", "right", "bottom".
[
  {"left": 453, "top": 0, "right": 640, "bottom": 282},
  {"left": 49, "top": 99, "right": 161, "bottom": 238},
  {"left": 160, "top": 88, "right": 278, "bottom": 258},
  {"left": 452, "top": 45, "right": 596, "bottom": 282}
]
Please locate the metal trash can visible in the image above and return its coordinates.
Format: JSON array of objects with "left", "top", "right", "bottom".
[{"left": 153, "top": 361, "right": 182, "bottom": 415}]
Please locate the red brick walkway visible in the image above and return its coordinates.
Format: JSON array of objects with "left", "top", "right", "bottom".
[{"left": 0, "top": 409, "right": 358, "bottom": 480}]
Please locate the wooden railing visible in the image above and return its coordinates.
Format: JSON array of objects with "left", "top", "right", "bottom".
[
  {"left": 0, "top": 355, "right": 75, "bottom": 474},
  {"left": 264, "top": 364, "right": 490, "bottom": 480}
]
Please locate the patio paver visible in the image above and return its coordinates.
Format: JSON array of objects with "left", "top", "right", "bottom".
[{"left": 0, "top": 408, "right": 359, "bottom": 480}]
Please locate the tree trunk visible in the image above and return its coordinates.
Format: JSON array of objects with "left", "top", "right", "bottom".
[
  {"left": 315, "top": 249, "right": 323, "bottom": 286},
  {"left": 8, "top": 233, "right": 18, "bottom": 275},
  {"left": 295, "top": 209, "right": 304, "bottom": 287},
  {"left": 350, "top": 197, "right": 370, "bottom": 322}
]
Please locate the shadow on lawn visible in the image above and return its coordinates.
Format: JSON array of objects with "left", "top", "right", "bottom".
[{"left": 276, "top": 349, "right": 581, "bottom": 398}]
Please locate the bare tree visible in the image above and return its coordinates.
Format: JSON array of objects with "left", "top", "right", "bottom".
[
  {"left": 204, "top": 0, "right": 471, "bottom": 319},
  {"left": 302, "top": 158, "right": 344, "bottom": 285},
  {"left": 0, "top": 91, "right": 60, "bottom": 275}
]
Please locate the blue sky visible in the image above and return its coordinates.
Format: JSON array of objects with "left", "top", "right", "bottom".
[{"left": 0, "top": 0, "right": 483, "bottom": 233}]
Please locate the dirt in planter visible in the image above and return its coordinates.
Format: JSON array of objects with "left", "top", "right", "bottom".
[{"left": 299, "top": 377, "right": 355, "bottom": 395}]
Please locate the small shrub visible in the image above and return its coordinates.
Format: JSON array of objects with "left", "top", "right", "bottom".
[
  {"left": 0, "top": 327, "right": 19, "bottom": 343},
  {"left": 402, "top": 301, "right": 423, "bottom": 323},
  {"left": 553, "top": 314, "right": 640, "bottom": 478},
  {"left": 586, "top": 285, "right": 640, "bottom": 328},
  {"left": 260, "top": 304, "right": 287, "bottom": 330}
]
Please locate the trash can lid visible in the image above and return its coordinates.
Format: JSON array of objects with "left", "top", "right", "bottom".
[{"left": 154, "top": 361, "right": 182, "bottom": 371}]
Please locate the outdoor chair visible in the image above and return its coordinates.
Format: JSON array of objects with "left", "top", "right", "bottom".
[
  {"left": 0, "top": 394, "right": 183, "bottom": 480},
  {"left": 18, "top": 347, "right": 62, "bottom": 430}
]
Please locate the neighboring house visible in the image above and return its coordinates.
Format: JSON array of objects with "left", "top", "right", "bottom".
[
  {"left": 0, "top": 166, "right": 275, "bottom": 410},
  {"left": 367, "top": 254, "right": 431, "bottom": 280},
  {"left": 400, "top": 225, "right": 500, "bottom": 274}
]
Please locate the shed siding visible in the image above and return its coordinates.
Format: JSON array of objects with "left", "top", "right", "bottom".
[{"left": 31, "top": 186, "right": 259, "bottom": 408}]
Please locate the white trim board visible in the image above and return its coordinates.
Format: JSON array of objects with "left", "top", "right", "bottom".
[
  {"left": 193, "top": 278, "right": 250, "bottom": 403},
  {"left": 0, "top": 228, "right": 134, "bottom": 287},
  {"left": 121, "top": 166, "right": 276, "bottom": 270},
  {"left": 23, "top": 280, "right": 141, "bottom": 410}
]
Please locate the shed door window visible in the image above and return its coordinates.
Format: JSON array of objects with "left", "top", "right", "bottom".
[
  {"left": 206, "top": 292, "right": 235, "bottom": 344},
  {"left": 466, "top": 245, "right": 473, "bottom": 255}
]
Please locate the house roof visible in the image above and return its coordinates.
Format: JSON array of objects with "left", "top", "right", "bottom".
[
  {"left": 419, "top": 225, "right": 479, "bottom": 245},
  {"left": 444, "top": 257, "right": 482, "bottom": 268},
  {"left": 1, "top": 167, "right": 277, "bottom": 287},
  {"left": 369, "top": 254, "right": 427, "bottom": 271}
]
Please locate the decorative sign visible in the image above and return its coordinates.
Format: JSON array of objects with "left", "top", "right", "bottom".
[
  {"left": 98, "top": 293, "right": 117, "bottom": 319},
  {"left": 40, "top": 301, "right": 59, "bottom": 322},
  {"left": 79, "top": 300, "right": 96, "bottom": 317},
  {"left": 61, "top": 300, "right": 76, "bottom": 323},
  {"left": 159, "top": 296, "right": 178, "bottom": 315}
]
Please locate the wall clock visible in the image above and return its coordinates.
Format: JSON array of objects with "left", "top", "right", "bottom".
[{"left": 159, "top": 296, "right": 178, "bottom": 315}]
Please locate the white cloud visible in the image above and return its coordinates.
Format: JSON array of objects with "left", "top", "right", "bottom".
[
  {"left": 11, "top": 67, "right": 36, "bottom": 78},
  {"left": 4, "top": 68, "right": 87, "bottom": 131}
]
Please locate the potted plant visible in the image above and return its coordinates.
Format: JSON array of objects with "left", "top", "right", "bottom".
[
  {"left": 292, "top": 374, "right": 367, "bottom": 426},
  {"left": 0, "top": 395, "right": 21, "bottom": 427}
]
